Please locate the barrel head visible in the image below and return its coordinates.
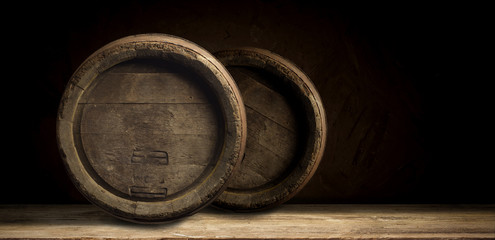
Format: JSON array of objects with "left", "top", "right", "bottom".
[
  {"left": 57, "top": 34, "right": 247, "bottom": 223},
  {"left": 213, "top": 48, "right": 327, "bottom": 211}
]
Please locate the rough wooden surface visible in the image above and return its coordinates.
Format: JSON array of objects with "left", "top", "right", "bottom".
[
  {"left": 225, "top": 67, "right": 300, "bottom": 191},
  {"left": 0, "top": 204, "right": 493, "bottom": 239},
  {"left": 78, "top": 62, "right": 222, "bottom": 200}
]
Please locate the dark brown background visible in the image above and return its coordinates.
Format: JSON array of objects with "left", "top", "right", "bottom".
[{"left": 3, "top": 1, "right": 492, "bottom": 204}]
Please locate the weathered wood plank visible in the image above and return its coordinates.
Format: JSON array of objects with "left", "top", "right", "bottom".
[
  {"left": 232, "top": 67, "right": 297, "bottom": 131},
  {"left": 226, "top": 67, "right": 299, "bottom": 190},
  {"left": 227, "top": 107, "right": 297, "bottom": 190},
  {"left": 75, "top": 66, "right": 223, "bottom": 201},
  {"left": 80, "top": 73, "right": 211, "bottom": 104},
  {"left": 0, "top": 204, "right": 493, "bottom": 239}
]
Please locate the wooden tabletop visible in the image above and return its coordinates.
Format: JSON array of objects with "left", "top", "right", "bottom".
[{"left": 1, "top": 204, "right": 494, "bottom": 239}]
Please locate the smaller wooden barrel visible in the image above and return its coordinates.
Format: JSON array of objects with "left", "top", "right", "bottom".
[
  {"left": 56, "top": 34, "right": 246, "bottom": 223},
  {"left": 213, "top": 48, "right": 327, "bottom": 211}
]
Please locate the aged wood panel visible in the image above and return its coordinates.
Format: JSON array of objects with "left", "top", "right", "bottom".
[
  {"left": 56, "top": 34, "right": 247, "bottom": 223},
  {"left": 213, "top": 48, "right": 327, "bottom": 211},
  {"left": 226, "top": 68, "right": 299, "bottom": 190},
  {"left": 1, "top": 204, "right": 494, "bottom": 239},
  {"left": 79, "top": 73, "right": 211, "bottom": 104}
]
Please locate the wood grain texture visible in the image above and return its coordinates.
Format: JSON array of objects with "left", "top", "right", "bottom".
[
  {"left": 226, "top": 67, "right": 299, "bottom": 190},
  {"left": 1, "top": 204, "right": 494, "bottom": 239},
  {"left": 56, "top": 34, "right": 247, "bottom": 223},
  {"left": 77, "top": 71, "right": 220, "bottom": 199}
]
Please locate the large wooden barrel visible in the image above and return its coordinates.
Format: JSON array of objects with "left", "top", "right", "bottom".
[
  {"left": 213, "top": 48, "right": 327, "bottom": 211},
  {"left": 56, "top": 34, "right": 247, "bottom": 223}
]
